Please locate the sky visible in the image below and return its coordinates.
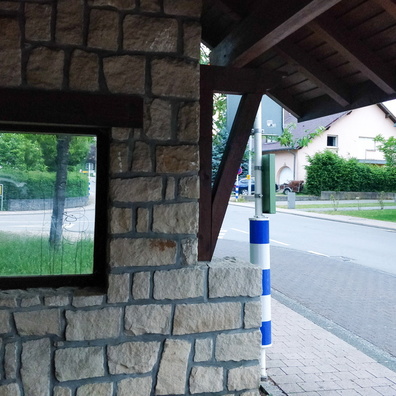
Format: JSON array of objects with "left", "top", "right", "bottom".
[{"left": 382, "top": 98, "right": 396, "bottom": 115}]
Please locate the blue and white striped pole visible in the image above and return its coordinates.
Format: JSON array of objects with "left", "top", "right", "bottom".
[
  {"left": 250, "top": 101, "right": 271, "bottom": 378},
  {"left": 250, "top": 217, "right": 271, "bottom": 378}
]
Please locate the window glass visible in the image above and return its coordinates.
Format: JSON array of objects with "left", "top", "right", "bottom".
[
  {"left": 327, "top": 135, "right": 338, "bottom": 147},
  {"left": 0, "top": 126, "right": 108, "bottom": 289}
]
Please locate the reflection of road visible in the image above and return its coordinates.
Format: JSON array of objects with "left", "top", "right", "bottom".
[{"left": 0, "top": 206, "right": 96, "bottom": 236}]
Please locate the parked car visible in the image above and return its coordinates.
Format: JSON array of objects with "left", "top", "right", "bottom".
[
  {"left": 234, "top": 178, "right": 279, "bottom": 195},
  {"left": 278, "top": 180, "right": 304, "bottom": 194}
]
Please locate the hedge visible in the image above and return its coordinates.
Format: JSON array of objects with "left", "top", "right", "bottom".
[
  {"left": 0, "top": 169, "right": 89, "bottom": 200},
  {"left": 305, "top": 151, "right": 396, "bottom": 196}
]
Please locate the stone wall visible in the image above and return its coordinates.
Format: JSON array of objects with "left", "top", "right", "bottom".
[{"left": 0, "top": 1, "right": 262, "bottom": 395}]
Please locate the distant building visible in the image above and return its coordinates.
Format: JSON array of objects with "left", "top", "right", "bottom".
[{"left": 262, "top": 103, "right": 396, "bottom": 184}]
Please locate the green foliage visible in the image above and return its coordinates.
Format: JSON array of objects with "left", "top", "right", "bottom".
[
  {"left": 275, "top": 123, "right": 325, "bottom": 149},
  {"left": 0, "top": 169, "right": 89, "bottom": 201},
  {"left": 305, "top": 151, "right": 396, "bottom": 195},
  {"left": 374, "top": 134, "right": 396, "bottom": 167}
]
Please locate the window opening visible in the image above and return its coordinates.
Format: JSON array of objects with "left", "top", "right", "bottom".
[
  {"left": 327, "top": 135, "right": 338, "bottom": 147},
  {"left": 0, "top": 124, "right": 108, "bottom": 289}
]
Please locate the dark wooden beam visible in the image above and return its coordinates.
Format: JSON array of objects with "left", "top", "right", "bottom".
[
  {"left": 309, "top": 16, "right": 396, "bottom": 94},
  {"left": 210, "top": 93, "right": 262, "bottom": 256},
  {"left": 298, "top": 81, "right": 396, "bottom": 122},
  {"left": 0, "top": 88, "right": 143, "bottom": 127},
  {"left": 276, "top": 41, "right": 350, "bottom": 107},
  {"left": 374, "top": 0, "right": 396, "bottom": 19},
  {"left": 210, "top": 0, "right": 342, "bottom": 67}
]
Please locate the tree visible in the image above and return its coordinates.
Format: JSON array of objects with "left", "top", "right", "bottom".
[
  {"left": 374, "top": 135, "right": 396, "bottom": 167},
  {"left": 274, "top": 123, "right": 325, "bottom": 148}
]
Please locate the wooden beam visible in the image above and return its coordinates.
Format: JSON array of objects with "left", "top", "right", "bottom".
[
  {"left": 0, "top": 88, "right": 143, "bottom": 127},
  {"left": 200, "top": 64, "right": 284, "bottom": 94},
  {"left": 374, "top": 0, "right": 396, "bottom": 19},
  {"left": 210, "top": 93, "right": 262, "bottom": 256},
  {"left": 210, "top": 0, "right": 342, "bottom": 67},
  {"left": 309, "top": 16, "right": 396, "bottom": 94},
  {"left": 276, "top": 41, "right": 350, "bottom": 107}
]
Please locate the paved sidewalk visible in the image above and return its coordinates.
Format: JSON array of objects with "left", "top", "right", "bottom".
[{"left": 261, "top": 299, "right": 396, "bottom": 395}]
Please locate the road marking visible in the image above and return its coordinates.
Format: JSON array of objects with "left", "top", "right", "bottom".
[
  {"left": 231, "top": 228, "right": 248, "bottom": 234},
  {"left": 308, "top": 250, "right": 329, "bottom": 257},
  {"left": 218, "top": 229, "right": 227, "bottom": 239},
  {"left": 270, "top": 239, "right": 289, "bottom": 246}
]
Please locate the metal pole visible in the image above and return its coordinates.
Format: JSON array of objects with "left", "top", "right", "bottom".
[
  {"left": 248, "top": 135, "right": 252, "bottom": 195},
  {"left": 249, "top": 101, "right": 272, "bottom": 379}
]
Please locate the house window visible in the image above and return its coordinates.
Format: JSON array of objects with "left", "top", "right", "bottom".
[
  {"left": 327, "top": 135, "right": 338, "bottom": 147},
  {"left": 0, "top": 124, "right": 108, "bottom": 290}
]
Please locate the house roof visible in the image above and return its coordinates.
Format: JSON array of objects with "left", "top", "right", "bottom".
[{"left": 201, "top": 0, "right": 396, "bottom": 122}]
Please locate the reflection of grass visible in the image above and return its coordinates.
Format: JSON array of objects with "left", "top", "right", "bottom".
[{"left": 0, "top": 232, "right": 94, "bottom": 276}]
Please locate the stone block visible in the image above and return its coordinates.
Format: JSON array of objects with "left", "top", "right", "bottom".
[
  {"left": 189, "top": 366, "right": 224, "bottom": 394},
  {"left": 156, "top": 145, "right": 199, "bottom": 173},
  {"left": 209, "top": 258, "right": 261, "bottom": 298},
  {"left": 66, "top": 307, "right": 122, "bottom": 340},
  {"left": 173, "top": 302, "right": 242, "bottom": 335},
  {"left": 88, "top": 9, "right": 119, "bottom": 50},
  {"left": 227, "top": 365, "right": 261, "bottom": 392},
  {"left": 88, "top": 0, "right": 136, "bottom": 8},
  {"left": 56, "top": 0, "right": 83, "bottom": 45},
  {"left": 181, "top": 237, "right": 198, "bottom": 265},
  {"left": 45, "top": 295, "right": 70, "bottom": 307},
  {"left": 151, "top": 58, "right": 199, "bottom": 98},
  {"left": 136, "top": 207, "right": 149, "bottom": 233},
  {"left": 153, "top": 202, "right": 198, "bottom": 234},
  {"left": 76, "top": 383, "right": 113, "bottom": 396},
  {"left": 109, "top": 207, "right": 133, "bottom": 234},
  {"left": 183, "top": 22, "right": 201, "bottom": 59},
  {"left": 0, "top": 17, "right": 20, "bottom": 49},
  {"left": 107, "top": 273, "right": 130, "bottom": 303},
  {"left": 27, "top": 47, "right": 64, "bottom": 89},
  {"left": 55, "top": 347, "right": 104, "bottom": 381},
  {"left": 112, "top": 127, "right": 132, "bottom": 140},
  {"left": 140, "top": 0, "right": 161, "bottom": 12},
  {"left": 194, "top": 338, "right": 213, "bottom": 362},
  {"left": 153, "top": 267, "right": 204, "bottom": 300},
  {"left": 177, "top": 102, "right": 199, "bottom": 142},
  {"left": 145, "top": 99, "right": 172, "bottom": 140},
  {"left": 132, "top": 271, "right": 151, "bottom": 299},
  {"left": 123, "top": 15, "right": 178, "bottom": 52},
  {"left": 104, "top": 55, "right": 145, "bottom": 94},
  {"left": 131, "top": 141, "right": 152, "bottom": 172},
  {"left": 215, "top": 331, "right": 261, "bottom": 361},
  {"left": 69, "top": 50, "right": 99, "bottom": 91},
  {"left": 179, "top": 176, "right": 199, "bottom": 199},
  {"left": 21, "top": 338, "right": 51, "bottom": 396},
  {"left": 164, "top": 0, "right": 202, "bottom": 18},
  {"left": 14, "top": 309, "right": 60, "bottom": 336},
  {"left": 20, "top": 295, "right": 41, "bottom": 307},
  {"left": 72, "top": 290, "right": 104, "bottom": 307},
  {"left": 0, "top": 310, "right": 11, "bottom": 334},
  {"left": 110, "top": 177, "right": 162, "bottom": 203},
  {"left": 118, "top": 377, "right": 152, "bottom": 396},
  {"left": 156, "top": 339, "right": 191, "bottom": 395},
  {"left": 0, "top": 383, "right": 20, "bottom": 396},
  {"left": 25, "top": 3, "right": 51, "bottom": 41},
  {"left": 5, "top": 342, "right": 17, "bottom": 379},
  {"left": 0, "top": 49, "right": 20, "bottom": 86},
  {"left": 110, "top": 238, "right": 176, "bottom": 267},
  {"left": 108, "top": 341, "right": 161, "bottom": 374},
  {"left": 110, "top": 143, "right": 129, "bottom": 173},
  {"left": 0, "top": 2, "right": 20, "bottom": 10},
  {"left": 244, "top": 301, "right": 262, "bottom": 329},
  {"left": 165, "top": 177, "right": 175, "bottom": 200},
  {"left": 53, "top": 387, "right": 72, "bottom": 396},
  {"left": 124, "top": 304, "right": 172, "bottom": 335}
]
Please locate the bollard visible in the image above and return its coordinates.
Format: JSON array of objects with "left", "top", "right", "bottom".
[
  {"left": 287, "top": 192, "right": 296, "bottom": 209},
  {"left": 250, "top": 217, "right": 271, "bottom": 378}
]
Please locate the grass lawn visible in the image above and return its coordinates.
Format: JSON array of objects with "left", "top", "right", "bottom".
[
  {"left": 317, "top": 209, "right": 396, "bottom": 222},
  {"left": 276, "top": 202, "right": 395, "bottom": 209},
  {"left": 0, "top": 232, "right": 94, "bottom": 276}
]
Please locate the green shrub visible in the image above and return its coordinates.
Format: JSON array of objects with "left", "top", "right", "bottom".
[{"left": 305, "top": 151, "right": 396, "bottom": 195}]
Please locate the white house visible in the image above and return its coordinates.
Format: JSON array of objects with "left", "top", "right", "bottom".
[{"left": 262, "top": 103, "right": 396, "bottom": 185}]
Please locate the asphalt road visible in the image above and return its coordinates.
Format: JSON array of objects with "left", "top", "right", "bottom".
[{"left": 213, "top": 203, "right": 396, "bottom": 361}]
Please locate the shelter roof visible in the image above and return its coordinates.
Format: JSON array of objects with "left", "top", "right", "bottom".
[{"left": 201, "top": 0, "right": 396, "bottom": 121}]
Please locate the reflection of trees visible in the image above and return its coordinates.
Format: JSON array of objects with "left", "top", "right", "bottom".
[{"left": 49, "top": 135, "right": 71, "bottom": 249}]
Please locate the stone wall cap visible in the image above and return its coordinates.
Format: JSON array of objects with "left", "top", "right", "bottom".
[{"left": 207, "top": 257, "right": 256, "bottom": 268}]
